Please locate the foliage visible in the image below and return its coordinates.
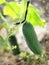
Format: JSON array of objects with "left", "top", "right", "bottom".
[
  {"left": 2, "top": 0, "right": 45, "bottom": 27},
  {"left": 0, "top": 0, "right": 5, "bottom": 4},
  {"left": 0, "top": 36, "right": 10, "bottom": 51},
  {"left": 26, "top": 5, "right": 45, "bottom": 27},
  {"left": 3, "top": 2, "right": 20, "bottom": 20}
]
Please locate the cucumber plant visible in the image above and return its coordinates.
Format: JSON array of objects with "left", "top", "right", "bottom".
[{"left": 0, "top": 0, "right": 45, "bottom": 56}]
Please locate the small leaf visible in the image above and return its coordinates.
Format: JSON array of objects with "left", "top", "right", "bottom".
[
  {"left": 0, "top": 0, "right": 5, "bottom": 5},
  {"left": 0, "top": 23, "right": 3, "bottom": 30},
  {"left": 0, "top": 36, "right": 11, "bottom": 50},
  {"left": 18, "top": 0, "right": 27, "bottom": 22},
  {"left": 3, "top": 2, "right": 20, "bottom": 20},
  {"left": 26, "top": 4, "right": 45, "bottom": 27},
  {"left": 0, "top": 36, "right": 7, "bottom": 46}
]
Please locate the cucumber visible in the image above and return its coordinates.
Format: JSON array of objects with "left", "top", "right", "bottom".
[
  {"left": 22, "top": 22, "right": 42, "bottom": 55},
  {"left": 8, "top": 35, "right": 20, "bottom": 55}
]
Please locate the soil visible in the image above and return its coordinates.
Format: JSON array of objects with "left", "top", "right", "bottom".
[{"left": 0, "top": 33, "right": 49, "bottom": 65}]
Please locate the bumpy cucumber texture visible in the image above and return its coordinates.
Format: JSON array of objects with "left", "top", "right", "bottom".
[
  {"left": 8, "top": 35, "right": 20, "bottom": 55},
  {"left": 22, "top": 22, "right": 42, "bottom": 55}
]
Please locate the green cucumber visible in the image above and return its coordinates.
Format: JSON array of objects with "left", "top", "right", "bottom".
[
  {"left": 22, "top": 22, "right": 42, "bottom": 55},
  {"left": 8, "top": 35, "right": 20, "bottom": 55}
]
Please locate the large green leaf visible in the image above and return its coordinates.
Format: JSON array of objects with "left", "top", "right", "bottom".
[
  {"left": 19, "top": 1, "right": 45, "bottom": 27},
  {"left": 0, "top": 0, "right": 5, "bottom": 4},
  {"left": 3, "top": 1, "right": 45, "bottom": 27},
  {"left": 3, "top": 2, "right": 20, "bottom": 20},
  {"left": 26, "top": 4, "right": 45, "bottom": 27}
]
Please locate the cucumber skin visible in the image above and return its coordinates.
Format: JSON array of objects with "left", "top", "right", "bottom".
[
  {"left": 9, "top": 35, "right": 20, "bottom": 55},
  {"left": 22, "top": 22, "right": 42, "bottom": 55}
]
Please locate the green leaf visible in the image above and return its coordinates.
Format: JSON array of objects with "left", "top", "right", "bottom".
[
  {"left": 0, "top": 23, "right": 3, "bottom": 30},
  {"left": 0, "top": 36, "right": 11, "bottom": 51},
  {"left": 19, "top": 0, "right": 27, "bottom": 22},
  {"left": 0, "top": 36, "right": 7, "bottom": 46},
  {"left": 3, "top": 2, "right": 20, "bottom": 20},
  {"left": 0, "top": 0, "right": 5, "bottom": 5},
  {"left": 26, "top": 4, "right": 45, "bottom": 27},
  {"left": 3, "top": 1, "right": 45, "bottom": 27}
]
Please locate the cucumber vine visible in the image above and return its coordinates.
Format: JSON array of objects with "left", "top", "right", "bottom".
[{"left": 0, "top": 0, "right": 45, "bottom": 60}]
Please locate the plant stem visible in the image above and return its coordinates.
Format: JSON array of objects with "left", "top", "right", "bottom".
[
  {"left": 0, "top": 12, "right": 7, "bottom": 22},
  {"left": 0, "top": 13, "right": 10, "bottom": 48}
]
